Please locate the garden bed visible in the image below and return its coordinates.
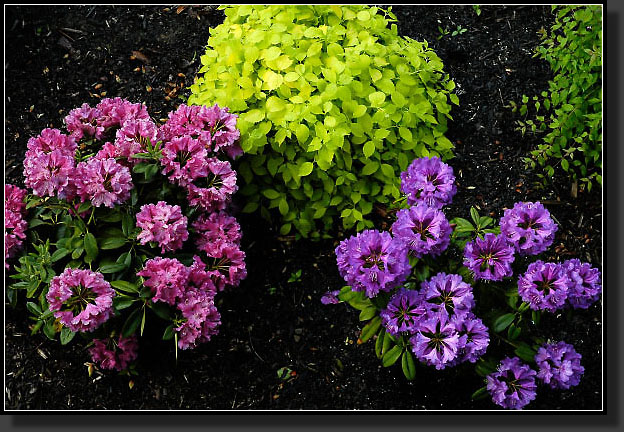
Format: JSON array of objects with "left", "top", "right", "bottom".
[{"left": 5, "top": 5, "right": 602, "bottom": 410}]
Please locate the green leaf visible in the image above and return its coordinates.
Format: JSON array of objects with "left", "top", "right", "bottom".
[
  {"left": 471, "top": 386, "right": 489, "bottom": 401},
  {"left": 121, "top": 308, "right": 142, "bottom": 338},
  {"left": 110, "top": 280, "right": 140, "bottom": 294},
  {"left": 360, "top": 316, "right": 382, "bottom": 343},
  {"left": 149, "top": 301, "right": 172, "bottom": 320},
  {"left": 368, "top": 91, "right": 386, "bottom": 107},
  {"left": 493, "top": 313, "right": 516, "bottom": 332},
  {"left": 382, "top": 345, "right": 403, "bottom": 367},
  {"left": 60, "top": 327, "right": 76, "bottom": 345},
  {"left": 470, "top": 207, "right": 480, "bottom": 225},
  {"left": 375, "top": 328, "right": 386, "bottom": 359},
  {"left": 363, "top": 141, "right": 375, "bottom": 158},
  {"left": 51, "top": 248, "right": 70, "bottom": 262},
  {"left": 401, "top": 350, "right": 417, "bottom": 380},
  {"left": 299, "top": 162, "right": 314, "bottom": 177},
  {"left": 83, "top": 232, "right": 98, "bottom": 261},
  {"left": 99, "top": 237, "right": 127, "bottom": 250},
  {"left": 162, "top": 324, "right": 175, "bottom": 340},
  {"left": 100, "top": 263, "right": 127, "bottom": 274},
  {"left": 262, "top": 188, "right": 281, "bottom": 200}
]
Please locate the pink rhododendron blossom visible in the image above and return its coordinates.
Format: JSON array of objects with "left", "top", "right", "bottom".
[
  {"left": 138, "top": 257, "right": 189, "bottom": 305},
  {"left": 192, "top": 211, "right": 242, "bottom": 256},
  {"left": 175, "top": 287, "right": 220, "bottom": 350},
  {"left": 24, "top": 149, "right": 77, "bottom": 199},
  {"left": 160, "top": 135, "right": 208, "bottom": 186},
  {"left": 160, "top": 104, "right": 214, "bottom": 150},
  {"left": 203, "top": 244, "right": 247, "bottom": 291},
  {"left": 25, "top": 128, "right": 77, "bottom": 157},
  {"left": 136, "top": 201, "right": 189, "bottom": 253},
  {"left": 75, "top": 158, "right": 133, "bottom": 207},
  {"left": 114, "top": 118, "right": 160, "bottom": 163},
  {"left": 201, "top": 104, "right": 241, "bottom": 158},
  {"left": 65, "top": 103, "right": 104, "bottom": 140},
  {"left": 89, "top": 334, "right": 139, "bottom": 371},
  {"left": 5, "top": 209, "right": 27, "bottom": 268},
  {"left": 95, "top": 97, "right": 149, "bottom": 129},
  {"left": 185, "top": 158, "right": 238, "bottom": 212},
  {"left": 187, "top": 255, "right": 218, "bottom": 297},
  {"left": 5, "top": 184, "right": 27, "bottom": 215},
  {"left": 46, "top": 268, "right": 115, "bottom": 332}
]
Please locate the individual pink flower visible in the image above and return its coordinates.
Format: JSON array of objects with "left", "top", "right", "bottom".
[
  {"left": 24, "top": 149, "right": 76, "bottom": 199},
  {"left": 160, "top": 135, "right": 208, "bottom": 186},
  {"left": 138, "top": 257, "right": 189, "bottom": 305},
  {"left": 185, "top": 158, "right": 238, "bottom": 212},
  {"left": 46, "top": 268, "right": 115, "bottom": 333},
  {"left": 64, "top": 103, "right": 104, "bottom": 140},
  {"left": 74, "top": 158, "right": 133, "bottom": 207},
  {"left": 89, "top": 334, "right": 139, "bottom": 371},
  {"left": 192, "top": 211, "right": 242, "bottom": 256},
  {"left": 114, "top": 118, "right": 160, "bottom": 164},
  {"left": 25, "top": 128, "right": 77, "bottom": 158},
  {"left": 136, "top": 201, "right": 189, "bottom": 253}
]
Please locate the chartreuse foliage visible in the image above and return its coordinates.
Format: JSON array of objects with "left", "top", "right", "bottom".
[
  {"left": 510, "top": 5, "right": 602, "bottom": 193},
  {"left": 189, "top": 5, "right": 457, "bottom": 238}
]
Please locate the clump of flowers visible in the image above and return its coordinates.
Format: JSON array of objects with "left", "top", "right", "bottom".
[
  {"left": 326, "top": 155, "right": 601, "bottom": 410},
  {"left": 7, "top": 98, "right": 246, "bottom": 374}
]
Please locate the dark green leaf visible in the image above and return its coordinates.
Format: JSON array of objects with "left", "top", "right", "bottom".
[
  {"left": 99, "top": 237, "right": 127, "bottom": 250},
  {"left": 162, "top": 324, "right": 174, "bottom": 340},
  {"left": 382, "top": 345, "right": 403, "bottom": 367},
  {"left": 60, "top": 327, "right": 76, "bottom": 345},
  {"left": 360, "top": 316, "right": 381, "bottom": 343},
  {"left": 83, "top": 232, "right": 98, "bottom": 261},
  {"left": 121, "top": 308, "right": 142, "bottom": 337},
  {"left": 493, "top": 313, "right": 516, "bottom": 332},
  {"left": 359, "top": 306, "right": 377, "bottom": 322},
  {"left": 110, "top": 280, "right": 140, "bottom": 294},
  {"left": 100, "top": 263, "right": 127, "bottom": 274},
  {"left": 471, "top": 386, "right": 489, "bottom": 401},
  {"left": 401, "top": 350, "right": 417, "bottom": 380},
  {"left": 149, "top": 301, "right": 172, "bottom": 320}
]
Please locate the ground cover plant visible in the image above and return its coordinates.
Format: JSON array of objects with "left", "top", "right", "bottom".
[
  {"left": 5, "top": 5, "right": 602, "bottom": 411},
  {"left": 5, "top": 97, "right": 247, "bottom": 373},
  {"left": 324, "top": 156, "right": 601, "bottom": 409},
  {"left": 189, "top": 5, "right": 458, "bottom": 238}
]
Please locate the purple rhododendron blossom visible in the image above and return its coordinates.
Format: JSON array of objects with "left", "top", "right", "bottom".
[
  {"left": 75, "top": 158, "right": 133, "bottom": 208},
  {"left": 24, "top": 150, "right": 76, "bottom": 199},
  {"left": 175, "top": 287, "right": 220, "bottom": 350},
  {"left": 400, "top": 156, "right": 457, "bottom": 208},
  {"left": 518, "top": 261, "right": 569, "bottom": 313},
  {"left": 114, "top": 118, "right": 161, "bottom": 164},
  {"left": 186, "top": 255, "right": 218, "bottom": 297},
  {"left": 193, "top": 211, "right": 242, "bottom": 256},
  {"left": 138, "top": 257, "right": 189, "bottom": 305},
  {"left": 46, "top": 268, "right": 115, "bottom": 333},
  {"left": 409, "top": 311, "right": 461, "bottom": 370},
  {"left": 203, "top": 244, "right": 247, "bottom": 291},
  {"left": 500, "top": 201, "right": 557, "bottom": 255},
  {"left": 160, "top": 135, "right": 208, "bottom": 186},
  {"left": 420, "top": 272, "right": 474, "bottom": 317},
  {"left": 450, "top": 313, "right": 490, "bottom": 364},
  {"left": 202, "top": 104, "right": 242, "bottom": 158},
  {"left": 562, "top": 259, "right": 602, "bottom": 309},
  {"left": 65, "top": 103, "right": 104, "bottom": 140},
  {"left": 89, "top": 334, "right": 139, "bottom": 371},
  {"left": 535, "top": 341, "right": 584, "bottom": 390},
  {"left": 160, "top": 104, "right": 215, "bottom": 151},
  {"left": 380, "top": 288, "right": 427, "bottom": 336},
  {"left": 463, "top": 233, "right": 515, "bottom": 281},
  {"left": 95, "top": 97, "right": 149, "bottom": 129},
  {"left": 335, "top": 230, "right": 410, "bottom": 299},
  {"left": 185, "top": 158, "right": 238, "bottom": 212},
  {"left": 5, "top": 184, "right": 27, "bottom": 214},
  {"left": 136, "top": 201, "right": 189, "bottom": 253},
  {"left": 487, "top": 357, "right": 537, "bottom": 410},
  {"left": 320, "top": 289, "right": 342, "bottom": 305},
  {"left": 25, "top": 128, "right": 77, "bottom": 158},
  {"left": 391, "top": 204, "right": 451, "bottom": 258}
]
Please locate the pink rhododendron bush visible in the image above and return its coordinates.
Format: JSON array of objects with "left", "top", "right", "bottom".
[{"left": 5, "top": 97, "right": 246, "bottom": 373}]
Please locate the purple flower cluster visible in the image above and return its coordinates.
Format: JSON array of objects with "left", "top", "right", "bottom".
[
  {"left": 379, "top": 273, "right": 489, "bottom": 370},
  {"left": 400, "top": 156, "right": 457, "bottom": 209},
  {"left": 137, "top": 256, "right": 221, "bottom": 349},
  {"left": 500, "top": 201, "right": 557, "bottom": 256},
  {"left": 5, "top": 184, "right": 28, "bottom": 268},
  {"left": 335, "top": 230, "right": 410, "bottom": 298},
  {"left": 562, "top": 259, "right": 602, "bottom": 309},
  {"left": 535, "top": 341, "right": 584, "bottom": 390},
  {"left": 136, "top": 201, "right": 189, "bottom": 253},
  {"left": 74, "top": 158, "right": 133, "bottom": 208},
  {"left": 487, "top": 357, "right": 538, "bottom": 410},
  {"left": 89, "top": 334, "right": 139, "bottom": 371},
  {"left": 391, "top": 204, "right": 451, "bottom": 258},
  {"left": 46, "top": 268, "right": 116, "bottom": 333},
  {"left": 463, "top": 233, "right": 515, "bottom": 281}
]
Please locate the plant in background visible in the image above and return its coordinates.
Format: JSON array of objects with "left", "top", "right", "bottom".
[
  {"left": 510, "top": 5, "right": 602, "bottom": 194},
  {"left": 189, "top": 5, "right": 458, "bottom": 238},
  {"left": 473, "top": 5, "right": 482, "bottom": 16},
  {"left": 323, "top": 156, "right": 601, "bottom": 410},
  {"left": 6, "top": 98, "right": 247, "bottom": 374}
]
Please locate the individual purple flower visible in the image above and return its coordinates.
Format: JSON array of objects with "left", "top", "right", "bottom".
[
  {"left": 160, "top": 135, "right": 208, "bottom": 186},
  {"left": 138, "top": 257, "right": 189, "bottom": 305},
  {"left": 203, "top": 244, "right": 247, "bottom": 291},
  {"left": 46, "top": 268, "right": 115, "bottom": 333},
  {"left": 114, "top": 118, "right": 161, "bottom": 164},
  {"left": 486, "top": 357, "right": 537, "bottom": 410},
  {"left": 65, "top": 103, "right": 104, "bottom": 140},
  {"left": 518, "top": 261, "right": 569, "bottom": 313},
  {"left": 74, "top": 158, "right": 133, "bottom": 208},
  {"left": 25, "top": 128, "right": 77, "bottom": 158},
  {"left": 463, "top": 233, "right": 515, "bottom": 281},
  {"left": 95, "top": 97, "right": 149, "bottom": 129},
  {"left": 409, "top": 311, "right": 460, "bottom": 370},
  {"left": 500, "top": 201, "right": 558, "bottom": 256},
  {"left": 335, "top": 235, "right": 358, "bottom": 280},
  {"left": 450, "top": 313, "right": 490, "bottom": 364},
  {"left": 562, "top": 259, "right": 602, "bottom": 309},
  {"left": 89, "top": 334, "right": 139, "bottom": 371},
  {"left": 380, "top": 288, "right": 427, "bottom": 336},
  {"left": 420, "top": 272, "right": 474, "bottom": 317},
  {"left": 391, "top": 204, "right": 451, "bottom": 258},
  {"left": 192, "top": 211, "right": 242, "bottom": 256},
  {"left": 535, "top": 341, "right": 584, "bottom": 390},
  {"left": 175, "top": 287, "right": 220, "bottom": 350},
  {"left": 335, "top": 230, "right": 410, "bottom": 298},
  {"left": 5, "top": 184, "right": 27, "bottom": 215},
  {"left": 400, "top": 156, "right": 457, "bottom": 208},
  {"left": 24, "top": 150, "right": 76, "bottom": 199},
  {"left": 5, "top": 209, "right": 27, "bottom": 268},
  {"left": 136, "top": 201, "right": 189, "bottom": 253},
  {"left": 185, "top": 158, "right": 238, "bottom": 212},
  {"left": 321, "top": 289, "right": 342, "bottom": 305}
]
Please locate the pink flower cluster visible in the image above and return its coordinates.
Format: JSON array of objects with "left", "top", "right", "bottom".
[
  {"left": 89, "top": 334, "right": 139, "bottom": 371},
  {"left": 138, "top": 256, "right": 221, "bottom": 349},
  {"left": 5, "top": 184, "right": 28, "bottom": 268},
  {"left": 74, "top": 158, "right": 133, "bottom": 208},
  {"left": 46, "top": 268, "right": 116, "bottom": 333},
  {"left": 136, "top": 201, "right": 189, "bottom": 253}
]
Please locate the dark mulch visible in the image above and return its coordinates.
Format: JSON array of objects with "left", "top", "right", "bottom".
[{"left": 4, "top": 5, "right": 602, "bottom": 410}]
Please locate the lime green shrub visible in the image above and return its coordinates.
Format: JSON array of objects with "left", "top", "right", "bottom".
[
  {"left": 511, "top": 5, "right": 602, "bottom": 193},
  {"left": 189, "top": 5, "right": 458, "bottom": 237}
]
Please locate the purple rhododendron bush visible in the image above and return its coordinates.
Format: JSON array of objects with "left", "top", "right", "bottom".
[
  {"left": 5, "top": 97, "right": 247, "bottom": 373},
  {"left": 324, "top": 156, "right": 601, "bottom": 410}
]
